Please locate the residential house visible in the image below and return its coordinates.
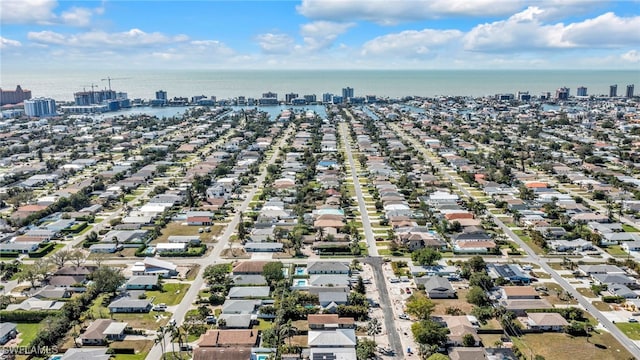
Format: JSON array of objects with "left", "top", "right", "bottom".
[
  {"left": 61, "top": 348, "right": 111, "bottom": 360},
  {"left": 131, "top": 257, "right": 178, "bottom": 277},
  {"left": 81, "top": 319, "right": 127, "bottom": 345},
  {"left": 308, "top": 328, "right": 357, "bottom": 360},
  {"left": 197, "top": 329, "right": 259, "bottom": 347},
  {"left": 307, "top": 262, "right": 350, "bottom": 275},
  {"left": 228, "top": 286, "right": 270, "bottom": 299},
  {"left": 441, "top": 316, "right": 480, "bottom": 346},
  {"left": 6, "top": 297, "right": 65, "bottom": 311},
  {"left": 307, "top": 314, "right": 355, "bottom": 330},
  {"left": 107, "top": 297, "right": 152, "bottom": 313},
  {"left": 125, "top": 275, "right": 159, "bottom": 290},
  {"left": 525, "top": 312, "right": 569, "bottom": 332},
  {"left": 422, "top": 276, "right": 456, "bottom": 299},
  {"left": 0, "top": 323, "right": 17, "bottom": 345}
]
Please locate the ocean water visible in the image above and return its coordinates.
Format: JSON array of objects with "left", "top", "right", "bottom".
[{"left": 1, "top": 69, "right": 638, "bottom": 102}]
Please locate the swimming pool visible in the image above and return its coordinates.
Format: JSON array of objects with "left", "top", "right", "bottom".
[
  {"left": 48, "top": 356, "right": 62, "bottom": 360},
  {"left": 294, "top": 267, "right": 306, "bottom": 276},
  {"left": 295, "top": 279, "right": 308, "bottom": 287},
  {"left": 256, "top": 355, "right": 269, "bottom": 360}
]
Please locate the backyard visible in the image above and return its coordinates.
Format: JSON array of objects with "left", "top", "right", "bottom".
[
  {"left": 511, "top": 332, "right": 633, "bottom": 360},
  {"left": 146, "top": 283, "right": 190, "bottom": 306}
]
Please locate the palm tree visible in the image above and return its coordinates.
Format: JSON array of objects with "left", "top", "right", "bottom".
[
  {"left": 154, "top": 326, "right": 167, "bottom": 360},
  {"left": 366, "top": 318, "right": 382, "bottom": 342},
  {"left": 279, "top": 319, "right": 298, "bottom": 347},
  {"left": 169, "top": 324, "right": 183, "bottom": 359}
]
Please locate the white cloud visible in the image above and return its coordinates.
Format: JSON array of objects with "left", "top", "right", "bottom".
[
  {"left": 27, "top": 29, "right": 190, "bottom": 48},
  {"left": 0, "top": 0, "right": 102, "bottom": 26},
  {"left": 0, "top": 37, "right": 22, "bottom": 49},
  {"left": 362, "top": 29, "right": 463, "bottom": 57},
  {"left": 464, "top": 7, "right": 640, "bottom": 52},
  {"left": 297, "top": 0, "right": 526, "bottom": 25},
  {"left": 256, "top": 33, "right": 295, "bottom": 54},
  {"left": 60, "top": 7, "right": 94, "bottom": 27},
  {"left": 562, "top": 13, "right": 640, "bottom": 47},
  {"left": 300, "top": 21, "right": 354, "bottom": 51},
  {"left": 622, "top": 50, "right": 640, "bottom": 63}
]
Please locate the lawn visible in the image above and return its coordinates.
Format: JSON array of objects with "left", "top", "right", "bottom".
[
  {"left": 431, "top": 288, "right": 474, "bottom": 315},
  {"left": 604, "top": 245, "right": 629, "bottom": 256},
  {"left": 592, "top": 301, "right": 612, "bottom": 311},
  {"left": 577, "top": 287, "right": 597, "bottom": 298},
  {"left": 512, "top": 332, "right": 633, "bottom": 360},
  {"left": 147, "top": 283, "right": 190, "bottom": 305},
  {"left": 91, "top": 294, "right": 170, "bottom": 328},
  {"left": 615, "top": 322, "right": 640, "bottom": 340},
  {"left": 17, "top": 323, "right": 41, "bottom": 345},
  {"left": 152, "top": 222, "right": 203, "bottom": 244},
  {"left": 111, "top": 340, "right": 153, "bottom": 360},
  {"left": 255, "top": 319, "right": 274, "bottom": 331},
  {"left": 622, "top": 224, "right": 639, "bottom": 233}
]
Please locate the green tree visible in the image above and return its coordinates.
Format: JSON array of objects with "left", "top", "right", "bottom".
[
  {"left": 356, "top": 337, "right": 377, "bottom": 360},
  {"left": 279, "top": 319, "right": 298, "bottom": 347},
  {"left": 263, "top": 261, "right": 284, "bottom": 286},
  {"left": 354, "top": 276, "right": 366, "bottom": 294},
  {"left": 462, "top": 333, "right": 476, "bottom": 347},
  {"left": 411, "top": 248, "right": 442, "bottom": 266},
  {"left": 405, "top": 292, "right": 436, "bottom": 321},
  {"left": 91, "top": 266, "right": 125, "bottom": 295},
  {"left": 466, "top": 286, "right": 490, "bottom": 307},
  {"left": 411, "top": 319, "right": 448, "bottom": 347},
  {"left": 468, "top": 272, "right": 494, "bottom": 290},
  {"left": 16, "top": 258, "right": 50, "bottom": 288},
  {"left": 366, "top": 318, "right": 382, "bottom": 342},
  {"left": 467, "top": 256, "right": 486, "bottom": 273}
]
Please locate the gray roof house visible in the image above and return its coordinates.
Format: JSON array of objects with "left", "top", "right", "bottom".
[
  {"left": 125, "top": 275, "right": 159, "bottom": 290},
  {"left": 107, "top": 297, "right": 152, "bottom": 313},
  {"left": 221, "top": 299, "right": 262, "bottom": 314},
  {"left": 422, "top": 276, "right": 456, "bottom": 299},
  {"left": 228, "top": 286, "right": 270, "bottom": 299},
  {"left": 0, "top": 322, "right": 17, "bottom": 345},
  {"left": 307, "top": 262, "right": 350, "bottom": 274},
  {"left": 319, "top": 291, "right": 348, "bottom": 307},
  {"left": 61, "top": 348, "right": 111, "bottom": 360},
  {"left": 309, "top": 275, "right": 350, "bottom": 287},
  {"left": 217, "top": 313, "right": 253, "bottom": 329},
  {"left": 592, "top": 273, "right": 636, "bottom": 286}
]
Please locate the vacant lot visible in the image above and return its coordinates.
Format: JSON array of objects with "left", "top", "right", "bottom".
[
  {"left": 431, "top": 288, "right": 474, "bottom": 315},
  {"left": 616, "top": 323, "right": 640, "bottom": 340},
  {"left": 16, "top": 323, "right": 41, "bottom": 345},
  {"left": 147, "top": 283, "right": 190, "bottom": 305},
  {"left": 512, "top": 332, "right": 632, "bottom": 360},
  {"left": 111, "top": 339, "right": 154, "bottom": 360}
]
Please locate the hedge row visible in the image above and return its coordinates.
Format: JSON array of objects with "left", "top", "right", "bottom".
[
  {"left": 158, "top": 245, "right": 207, "bottom": 257},
  {"left": 28, "top": 243, "right": 56, "bottom": 258},
  {"left": 0, "top": 310, "right": 62, "bottom": 322}
]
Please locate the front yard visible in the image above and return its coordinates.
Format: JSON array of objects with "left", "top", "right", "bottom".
[{"left": 147, "top": 283, "right": 190, "bottom": 306}]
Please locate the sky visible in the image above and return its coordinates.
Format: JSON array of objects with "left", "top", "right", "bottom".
[{"left": 1, "top": 0, "right": 640, "bottom": 70}]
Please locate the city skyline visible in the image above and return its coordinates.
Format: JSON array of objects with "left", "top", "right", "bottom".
[{"left": 1, "top": 0, "right": 639, "bottom": 71}]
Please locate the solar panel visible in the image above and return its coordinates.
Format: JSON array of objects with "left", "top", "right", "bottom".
[{"left": 312, "top": 353, "right": 337, "bottom": 360}]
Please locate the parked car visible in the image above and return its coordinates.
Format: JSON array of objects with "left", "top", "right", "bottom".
[
  {"left": 399, "top": 314, "right": 410, "bottom": 320},
  {"left": 205, "top": 316, "right": 216, "bottom": 324},
  {"left": 405, "top": 287, "right": 412, "bottom": 294},
  {"left": 629, "top": 318, "right": 638, "bottom": 323},
  {"left": 153, "top": 303, "right": 167, "bottom": 311}
]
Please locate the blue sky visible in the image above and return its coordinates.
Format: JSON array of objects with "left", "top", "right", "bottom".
[{"left": 1, "top": 0, "right": 639, "bottom": 70}]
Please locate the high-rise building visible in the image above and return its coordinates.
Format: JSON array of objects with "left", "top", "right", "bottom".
[
  {"left": 342, "top": 87, "right": 354, "bottom": 100},
  {"left": 517, "top": 91, "right": 531, "bottom": 101},
  {"left": 322, "top": 93, "right": 333, "bottom": 103},
  {"left": 627, "top": 85, "right": 635, "bottom": 98},
  {"left": 24, "top": 98, "right": 56, "bottom": 117},
  {"left": 74, "top": 90, "right": 116, "bottom": 105},
  {"left": 576, "top": 86, "right": 587, "bottom": 97},
  {"left": 555, "top": 87, "right": 570, "bottom": 100},
  {"left": 303, "top": 94, "right": 317, "bottom": 103},
  {"left": 262, "top": 92, "right": 277, "bottom": 99},
  {"left": 0, "top": 85, "right": 32, "bottom": 106},
  {"left": 610, "top": 85, "right": 617, "bottom": 97},
  {"left": 156, "top": 90, "right": 167, "bottom": 100},
  {"left": 285, "top": 93, "right": 299, "bottom": 104}
]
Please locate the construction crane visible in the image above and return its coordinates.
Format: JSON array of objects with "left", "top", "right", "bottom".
[
  {"left": 101, "top": 76, "right": 130, "bottom": 91},
  {"left": 80, "top": 84, "right": 98, "bottom": 93}
]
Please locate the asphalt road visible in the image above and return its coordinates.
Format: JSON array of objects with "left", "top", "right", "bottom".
[
  {"left": 362, "top": 256, "right": 403, "bottom": 358},
  {"left": 145, "top": 123, "right": 295, "bottom": 360},
  {"left": 339, "top": 119, "right": 378, "bottom": 256},
  {"left": 339, "top": 115, "right": 404, "bottom": 357},
  {"left": 391, "top": 123, "right": 640, "bottom": 358}
]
